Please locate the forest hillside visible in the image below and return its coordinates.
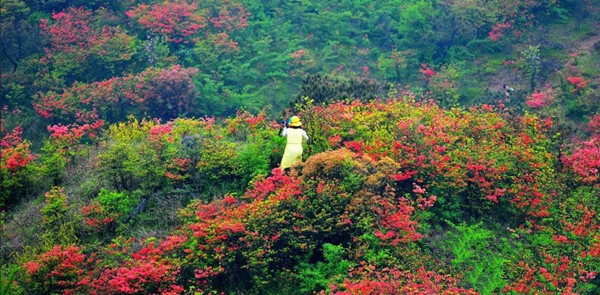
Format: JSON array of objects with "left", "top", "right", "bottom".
[{"left": 1, "top": 0, "right": 600, "bottom": 294}]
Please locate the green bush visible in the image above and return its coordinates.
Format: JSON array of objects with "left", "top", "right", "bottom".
[
  {"left": 0, "top": 264, "right": 24, "bottom": 295},
  {"left": 40, "top": 187, "right": 80, "bottom": 250},
  {"left": 96, "top": 189, "right": 138, "bottom": 217},
  {"left": 296, "top": 243, "right": 350, "bottom": 293},
  {"left": 445, "top": 222, "right": 508, "bottom": 295}
]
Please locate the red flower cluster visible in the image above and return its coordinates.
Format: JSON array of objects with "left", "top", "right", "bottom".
[
  {"left": 567, "top": 76, "right": 588, "bottom": 93},
  {"left": 330, "top": 264, "right": 477, "bottom": 294},
  {"left": 563, "top": 138, "right": 600, "bottom": 184},
  {"left": 35, "top": 65, "right": 199, "bottom": 124},
  {"left": 489, "top": 21, "right": 513, "bottom": 42},
  {"left": 80, "top": 202, "right": 116, "bottom": 231},
  {"left": 39, "top": 7, "right": 134, "bottom": 75},
  {"left": 419, "top": 63, "right": 435, "bottom": 80},
  {"left": 526, "top": 90, "right": 551, "bottom": 109},
  {"left": 165, "top": 157, "right": 191, "bottom": 181},
  {"left": 587, "top": 114, "right": 600, "bottom": 137},
  {"left": 373, "top": 197, "right": 422, "bottom": 246},
  {"left": 22, "top": 245, "right": 89, "bottom": 293},
  {"left": 127, "top": 1, "right": 206, "bottom": 43},
  {"left": 47, "top": 120, "right": 104, "bottom": 142},
  {"left": 1, "top": 127, "right": 34, "bottom": 173}
]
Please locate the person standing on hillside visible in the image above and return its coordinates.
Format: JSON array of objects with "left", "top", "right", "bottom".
[
  {"left": 503, "top": 84, "right": 514, "bottom": 98},
  {"left": 280, "top": 116, "right": 309, "bottom": 170}
]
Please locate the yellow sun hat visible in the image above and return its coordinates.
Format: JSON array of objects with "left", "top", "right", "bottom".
[{"left": 289, "top": 116, "right": 302, "bottom": 127}]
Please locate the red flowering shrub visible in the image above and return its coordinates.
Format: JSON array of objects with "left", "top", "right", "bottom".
[
  {"left": 0, "top": 126, "right": 36, "bottom": 208},
  {"left": 1, "top": 127, "right": 34, "bottom": 172},
  {"left": 39, "top": 7, "right": 135, "bottom": 84},
  {"left": 372, "top": 196, "right": 423, "bottom": 246},
  {"left": 328, "top": 135, "right": 342, "bottom": 147},
  {"left": 173, "top": 148, "right": 437, "bottom": 293},
  {"left": 127, "top": 0, "right": 249, "bottom": 50},
  {"left": 489, "top": 21, "right": 513, "bottom": 42},
  {"left": 329, "top": 265, "right": 477, "bottom": 294},
  {"left": 34, "top": 65, "right": 199, "bottom": 124},
  {"left": 567, "top": 76, "right": 588, "bottom": 93},
  {"left": 21, "top": 241, "right": 184, "bottom": 294},
  {"left": 526, "top": 89, "right": 553, "bottom": 109},
  {"left": 502, "top": 254, "right": 597, "bottom": 295},
  {"left": 126, "top": 1, "right": 206, "bottom": 43},
  {"left": 22, "top": 245, "right": 91, "bottom": 294},
  {"left": 587, "top": 113, "right": 600, "bottom": 137},
  {"left": 142, "top": 65, "right": 200, "bottom": 119},
  {"left": 47, "top": 120, "right": 104, "bottom": 143},
  {"left": 81, "top": 202, "right": 117, "bottom": 232},
  {"left": 165, "top": 157, "right": 191, "bottom": 182},
  {"left": 419, "top": 63, "right": 436, "bottom": 80},
  {"left": 85, "top": 254, "right": 183, "bottom": 294},
  {"left": 563, "top": 138, "right": 600, "bottom": 185},
  {"left": 299, "top": 97, "right": 556, "bottom": 220},
  {"left": 563, "top": 114, "right": 600, "bottom": 185}
]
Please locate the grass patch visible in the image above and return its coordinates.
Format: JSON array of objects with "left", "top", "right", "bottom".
[
  {"left": 576, "top": 52, "right": 600, "bottom": 77},
  {"left": 546, "top": 17, "right": 598, "bottom": 46}
]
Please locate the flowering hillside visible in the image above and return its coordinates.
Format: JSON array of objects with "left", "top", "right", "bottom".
[
  {"left": 2, "top": 0, "right": 600, "bottom": 294},
  {"left": 3, "top": 94, "right": 599, "bottom": 294}
]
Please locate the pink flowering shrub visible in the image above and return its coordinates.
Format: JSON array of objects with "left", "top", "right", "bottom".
[
  {"left": 526, "top": 90, "right": 551, "bottom": 108},
  {"left": 563, "top": 138, "right": 600, "bottom": 184}
]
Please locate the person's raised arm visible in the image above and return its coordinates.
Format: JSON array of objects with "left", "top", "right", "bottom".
[{"left": 302, "top": 130, "right": 309, "bottom": 141}]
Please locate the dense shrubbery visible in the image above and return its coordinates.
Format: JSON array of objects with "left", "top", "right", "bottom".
[
  {"left": 3, "top": 0, "right": 598, "bottom": 124},
  {"left": 300, "top": 98, "right": 559, "bottom": 222},
  {"left": 2, "top": 95, "right": 598, "bottom": 294},
  {"left": 95, "top": 111, "right": 283, "bottom": 199},
  {"left": 2, "top": 0, "right": 600, "bottom": 294}
]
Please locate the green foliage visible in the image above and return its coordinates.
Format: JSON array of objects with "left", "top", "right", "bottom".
[
  {"left": 339, "top": 160, "right": 365, "bottom": 193},
  {"left": 238, "top": 139, "right": 282, "bottom": 187},
  {"left": 521, "top": 45, "right": 542, "bottom": 91},
  {"left": 196, "top": 141, "right": 241, "bottom": 181},
  {"left": 356, "top": 232, "right": 396, "bottom": 265},
  {"left": 0, "top": 264, "right": 24, "bottom": 295},
  {"left": 296, "top": 243, "right": 350, "bottom": 293},
  {"left": 376, "top": 49, "right": 415, "bottom": 81},
  {"left": 445, "top": 222, "right": 508, "bottom": 295},
  {"left": 291, "top": 73, "right": 384, "bottom": 109},
  {"left": 97, "top": 119, "right": 164, "bottom": 192},
  {"left": 96, "top": 189, "right": 137, "bottom": 216},
  {"left": 39, "top": 140, "right": 67, "bottom": 185},
  {"left": 39, "top": 187, "right": 79, "bottom": 249},
  {"left": 429, "top": 63, "right": 461, "bottom": 107}
]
